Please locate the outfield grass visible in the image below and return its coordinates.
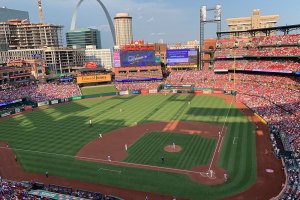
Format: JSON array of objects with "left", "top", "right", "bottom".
[
  {"left": 124, "top": 132, "right": 216, "bottom": 169},
  {"left": 0, "top": 94, "right": 256, "bottom": 200},
  {"left": 80, "top": 85, "right": 117, "bottom": 95}
]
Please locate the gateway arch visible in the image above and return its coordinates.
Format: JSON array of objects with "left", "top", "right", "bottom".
[{"left": 70, "top": 0, "right": 116, "bottom": 45}]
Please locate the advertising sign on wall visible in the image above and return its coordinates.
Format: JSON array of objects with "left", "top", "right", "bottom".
[
  {"left": 51, "top": 100, "right": 59, "bottom": 104},
  {"left": 77, "top": 74, "right": 111, "bottom": 84},
  {"left": 149, "top": 89, "right": 158, "bottom": 94},
  {"left": 203, "top": 90, "right": 212, "bottom": 94},
  {"left": 37, "top": 101, "right": 49, "bottom": 107},
  {"left": 113, "top": 52, "right": 121, "bottom": 67},
  {"left": 213, "top": 90, "right": 223, "bottom": 94},
  {"left": 119, "top": 90, "right": 129, "bottom": 95}
]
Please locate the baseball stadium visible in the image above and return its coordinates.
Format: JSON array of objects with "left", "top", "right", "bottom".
[{"left": 0, "top": 4, "right": 299, "bottom": 200}]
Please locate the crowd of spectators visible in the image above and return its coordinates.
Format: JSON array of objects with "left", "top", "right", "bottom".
[
  {"left": 215, "top": 47, "right": 300, "bottom": 58},
  {"left": 255, "top": 34, "right": 300, "bottom": 46},
  {"left": 214, "top": 60, "right": 300, "bottom": 71},
  {"left": 115, "top": 71, "right": 163, "bottom": 80},
  {"left": 114, "top": 81, "right": 162, "bottom": 91},
  {"left": 216, "top": 34, "right": 300, "bottom": 49},
  {"left": 279, "top": 159, "right": 300, "bottom": 200},
  {"left": 0, "top": 179, "right": 125, "bottom": 200},
  {"left": 215, "top": 34, "right": 300, "bottom": 59},
  {"left": 214, "top": 34, "right": 300, "bottom": 199},
  {"left": 0, "top": 179, "right": 31, "bottom": 199},
  {"left": 0, "top": 82, "right": 81, "bottom": 103}
]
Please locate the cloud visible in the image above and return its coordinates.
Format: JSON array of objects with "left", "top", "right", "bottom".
[
  {"left": 146, "top": 17, "right": 154, "bottom": 23},
  {"left": 138, "top": 15, "right": 143, "bottom": 20},
  {"left": 150, "top": 32, "right": 155, "bottom": 36}
]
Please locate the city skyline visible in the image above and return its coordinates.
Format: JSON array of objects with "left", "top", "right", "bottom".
[{"left": 2, "top": 0, "right": 300, "bottom": 48}]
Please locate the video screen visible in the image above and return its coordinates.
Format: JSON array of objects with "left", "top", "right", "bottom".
[
  {"left": 120, "top": 50, "right": 156, "bottom": 67},
  {"left": 166, "top": 49, "right": 198, "bottom": 65}
]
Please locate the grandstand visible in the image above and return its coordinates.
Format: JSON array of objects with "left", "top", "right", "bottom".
[{"left": 0, "top": 22, "right": 299, "bottom": 199}]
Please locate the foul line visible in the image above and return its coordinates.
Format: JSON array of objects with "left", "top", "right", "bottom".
[{"left": 217, "top": 96, "right": 235, "bottom": 153}]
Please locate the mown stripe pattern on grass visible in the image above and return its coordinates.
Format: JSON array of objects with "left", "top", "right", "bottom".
[{"left": 0, "top": 94, "right": 256, "bottom": 200}]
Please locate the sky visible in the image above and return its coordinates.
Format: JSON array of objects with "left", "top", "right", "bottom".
[{"left": 1, "top": 0, "right": 300, "bottom": 48}]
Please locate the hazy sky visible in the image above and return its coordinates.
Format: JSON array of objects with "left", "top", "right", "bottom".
[{"left": 2, "top": 0, "right": 300, "bottom": 48}]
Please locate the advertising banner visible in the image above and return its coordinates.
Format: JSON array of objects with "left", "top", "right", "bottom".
[
  {"left": 12, "top": 99, "right": 22, "bottom": 103},
  {"left": 77, "top": 74, "right": 111, "bottom": 84},
  {"left": 166, "top": 49, "right": 198, "bottom": 66},
  {"left": 86, "top": 62, "right": 97, "bottom": 69},
  {"left": 120, "top": 50, "right": 156, "bottom": 67},
  {"left": 214, "top": 69, "right": 228, "bottom": 72},
  {"left": 252, "top": 69, "right": 292, "bottom": 74},
  {"left": 113, "top": 52, "right": 121, "bottom": 67},
  {"left": 37, "top": 101, "right": 49, "bottom": 107},
  {"left": 203, "top": 90, "right": 212, "bottom": 94},
  {"left": 59, "top": 77, "right": 73, "bottom": 82},
  {"left": 24, "top": 105, "right": 33, "bottom": 111},
  {"left": 213, "top": 90, "right": 223, "bottom": 94},
  {"left": 72, "top": 96, "right": 82, "bottom": 100},
  {"left": 51, "top": 100, "right": 59, "bottom": 104},
  {"left": 140, "top": 89, "right": 149, "bottom": 94},
  {"left": 119, "top": 90, "right": 129, "bottom": 95},
  {"left": 194, "top": 90, "right": 202, "bottom": 95},
  {"left": 0, "top": 101, "right": 12, "bottom": 107},
  {"left": 149, "top": 89, "right": 158, "bottom": 94},
  {"left": 130, "top": 90, "right": 141, "bottom": 95}
]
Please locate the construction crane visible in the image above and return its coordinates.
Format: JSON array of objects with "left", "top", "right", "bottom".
[{"left": 38, "top": 0, "right": 44, "bottom": 24}]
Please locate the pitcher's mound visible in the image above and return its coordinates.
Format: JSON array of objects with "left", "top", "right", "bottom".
[{"left": 164, "top": 145, "right": 182, "bottom": 153}]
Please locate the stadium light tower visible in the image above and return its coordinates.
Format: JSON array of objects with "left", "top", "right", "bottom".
[{"left": 200, "top": 5, "right": 221, "bottom": 69}]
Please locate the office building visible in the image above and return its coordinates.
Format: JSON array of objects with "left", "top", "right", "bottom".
[
  {"left": 66, "top": 28, "right": 101, "bottom": 49},
  {"left": 114, "top": 13, "right": 133, "bottom": 46},
  {"left": 0, "top": 7, "right": 29, "bottom": 22},
  {"left": 226, "top": 9, "right": 278, "bottom": 37},
  {"left": 0, "top": 19, "right": 63, "bottom": 51},
  {"left": 0, "top": 47, "right": 85, "bottom": 74},
  {"left": 85, "top": 45, "right": 112, "bottom": 70}
]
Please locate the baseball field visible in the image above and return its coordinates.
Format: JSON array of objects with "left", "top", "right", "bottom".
[{"left": 0, "top": 94, "right": 259, "bottom": 199}]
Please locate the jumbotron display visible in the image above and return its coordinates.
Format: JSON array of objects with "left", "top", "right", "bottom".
[
  {"left": 166, "top": 49, "right": 198, "bottom": 66},
  {"left": 120, "top": 50, "right": 157, "bottom": 67}
]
